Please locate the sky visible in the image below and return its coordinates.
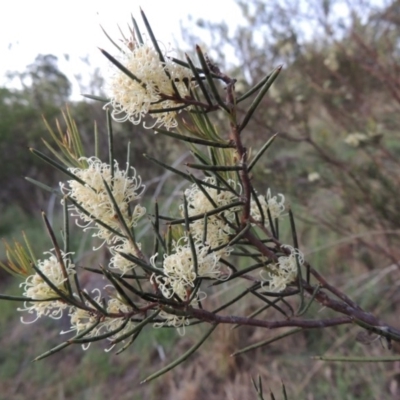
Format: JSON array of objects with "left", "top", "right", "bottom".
[
  {"left": 1, "top": 0, "right": 386, "bottom": 97},
  {"left": 0, "top": 0, "right": 242, "bottom": 97}
]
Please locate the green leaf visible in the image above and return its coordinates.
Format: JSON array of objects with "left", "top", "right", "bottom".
[
  {"left": 100, "top": 48, "right": 144, "bottom": 85},
  {"left": 33, "top": 318, "right": 102, "bottom": 361},
  {"left": 100, "top": 24, "right": 123, "bottom": 52},
  {"left": 195, "top": 45, "right": 228, "bottom": 111},
  {"left": 140, "top": 9, "right": 179, "bottom": 95},
  {"left": 131, "top": 15, "right": 144, "bottom": 45},
  {"left": 240, "top": 66, "right": 282, "bottom": 132},
  {"left": 141, "top": 323, "right": 218, "bottom": 383},
  {"left": 185, "top": 53, "right": 213, "bottom": 106},
  {"left": 82, "top": 94, "right": 109, "bottom": 102},
  {"left": 313, "top": 355, "right": 400, "bottom": 362},
  {"left": 248, "top": 134, "right": 278, "bottom": 172},
  {"left": 153, "top": 127, "right": 233, "bottom": 148},
  {"left": 232, "top": 328, "right": 302, "bottom": 356}
]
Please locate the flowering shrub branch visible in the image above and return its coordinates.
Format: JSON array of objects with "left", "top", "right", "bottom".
[{"left": 1, "top": 10, "right": 400, "bottom": 385}]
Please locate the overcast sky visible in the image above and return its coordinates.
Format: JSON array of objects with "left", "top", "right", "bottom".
[
  {"left": 0, "top": 0, "right": 243, "bottom": 96},
  {"left": 1, "top": 0, "right": 383, "bottom": 97}
]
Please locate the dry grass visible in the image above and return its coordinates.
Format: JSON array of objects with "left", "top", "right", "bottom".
[
  {"left": 1, "top": 160, "right": 399, "bottom": 399},
  {"left": 1, "top": 242, "right": 400, "bottom": 399}
]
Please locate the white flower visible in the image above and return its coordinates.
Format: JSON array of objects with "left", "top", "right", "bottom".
[
  {"left": 18, "top": 251, "right": 75, "bottom": 323},
  {"left": 182, "top": 177, "right": 241, "bottom": 250},
  {"left": 61, "top": 289, "right": 104, "bottom": 344},
  {"left": 251, "top": 189, "right": 285, "bottom": 226},
  {"left": 155, "top": 275, "right": 188, "bottom": 300},
  {"left": 308, "top": 172, "right": 320, "bottom": 182},
  {"left": 150, "top": 238, "right": 225, "bottom": 334},
  {"left": 150, "top": 274, "right": 190, "bottom": 335},
  {"left": 163, "top": 241, "right": 222, "bottom": 285},
  {"left": 261, "top": 245, "right": 303, "bottom": 293},
  {"left": 163, "top": 248, "right": 196, "bottom": 287},
  {"left": 61, "top": 290, "right": 136, "bottom": 350},
  {"left": 184, "top": 177, "right": 241, "bottom": 217},
  {"left": 66, "top": 306, "right": 102, "bottom": 342},
  {"left": 103, "top": 297, "right": 136, "bottom": 349},
  {"left": 109, "top": 239, "right": 142, "bottom": 275},
  {"left": 150, "top": 238, "right": 227, "bottom": 303},
  {"left": 154, "top": 310, "right": 189, "bottom": 336},
  {"left": 61, "top": 157, "right": 145, "bottom": 245},
  {"left": 324, "top": 52, "right": 339, "bottom": 71},
  {"left": 106, "top": 42, "right": 195, "bottom": 130},
  {"left": 344, "top": 133, "right": 368, "bottom": 147}
]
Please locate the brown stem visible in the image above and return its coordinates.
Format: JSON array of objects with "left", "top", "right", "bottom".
[
  {"left": 187, "top": 306, "right": 351, "bottom": 329},
  {"left": 308, "top": 265, "right": 363, "bottom": 311},
  {"left": 301, "top": 281, "right": 400, "bottom": 342}
]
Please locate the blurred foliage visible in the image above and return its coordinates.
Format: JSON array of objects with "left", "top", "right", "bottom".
[
  {"left": 0, "top": 54, "right": 75, "bottom": 212},
  {"left": 183, "top": 0, "right": 400, "bottom": 274}
]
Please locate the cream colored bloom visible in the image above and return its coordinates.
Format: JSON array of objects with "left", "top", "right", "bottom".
[
  {"left": 61, "top": 157, "right": 145, "bottom": 245},
  {"left": 150, "top": 237, "right": 226, "bottom": 302},
  {"left": 251, "top": 189, "right": 285, "bottom": 226},
  {"left": 151, "top": 274, "right": 188, "bottom": 300},
  {"left": 66, "top": 306, "right": 102, "bottom": 340},
  {"left": 154, "top": 310, "right": 189, "bottom": 336},
  {"left": 61, "top": 290, "right": 136, "bottom": 350},
  {"left": 104, "top": 296, "right": 136, "bottom": 347},
  {"left": 184, "top": 177, "right": 241, "bottom": 216},
  {"left": 344, "top": 133, "right": 368, "bottom": 147},
  {"left": 150, "top": 274, "right": 190, "bottom": 334},
  {"left": 182, "top": 177, "right": 241, "bottom": 250},
  {"left": 163, "top": 241, "right": 222, "bottom": 285},
  {"left": 18, "top": 251, "right": 75, "bottom": 323},
  {"left": 324, "top": 52, "right": 339, "bottom": 71},
  {"left": 261, "top": 246, "right": 303, "bottom": 292},
  {"left": 107, "top": 42, "right": 195, "bottom": 130},
  {"left": 308, "top": 172, "right": 320, "bottom": 182},
  {"left": 109, "top": 239, "right": 142, "bottom": 275},
  {"left": 61, "top": 289, "right": 104, "bottom": 343},
  {"left": 150, "top": 238, "right": 226, "bottom": 334}
]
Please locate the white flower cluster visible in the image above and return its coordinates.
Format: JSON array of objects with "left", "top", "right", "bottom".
[
  {"left": 17, "top": 158, "right": 147, "bottom": 345},
  {"left": 149, "top": 178, "right": 241, "bottom": 331},
  {"left": 344, "top": 133, "right": 368, "bottom": 147},
  {"left": 62, "top": 289, "right": 136, "bottom": 350},
  {"left": 61, "top": 157, "right": 146, "bottom": 246},
  {"left": 250, "top": 190, "right": 299, "bottom": 293},
  {"left": 151, "top": 240, "right": 221, "bottom": 298},
  {"left": 153, "top": 310, "right": 189, "bottom": 336},
  {"left": 261, "top": 246, "right": 303, "bottom": 292},
  {"left": 250, "top": 189, "right": 285, "bottom": 226},
  {"left": 19, "top": 252, "right": 136, "bottom": 348},
  {"left": 308, "top": 172, "right": 320, "bottom": 182},
  {"left": 109, "top": 239, "right": 142, "bottom": 275},
  {"left": 183, "top": 177, "right": 241, "bottom": 250},
  {"left": 18, "top": 251, "right": 75, "bottom": 323},
  {"left": 149, "top": 181, "right": 291, "bottom": 328},
  {"left": 107, "top": 42, "right": 195, "bottom": 130},
  {"left": 151, "top": 240, "right": 221, "bottom": 334}
]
